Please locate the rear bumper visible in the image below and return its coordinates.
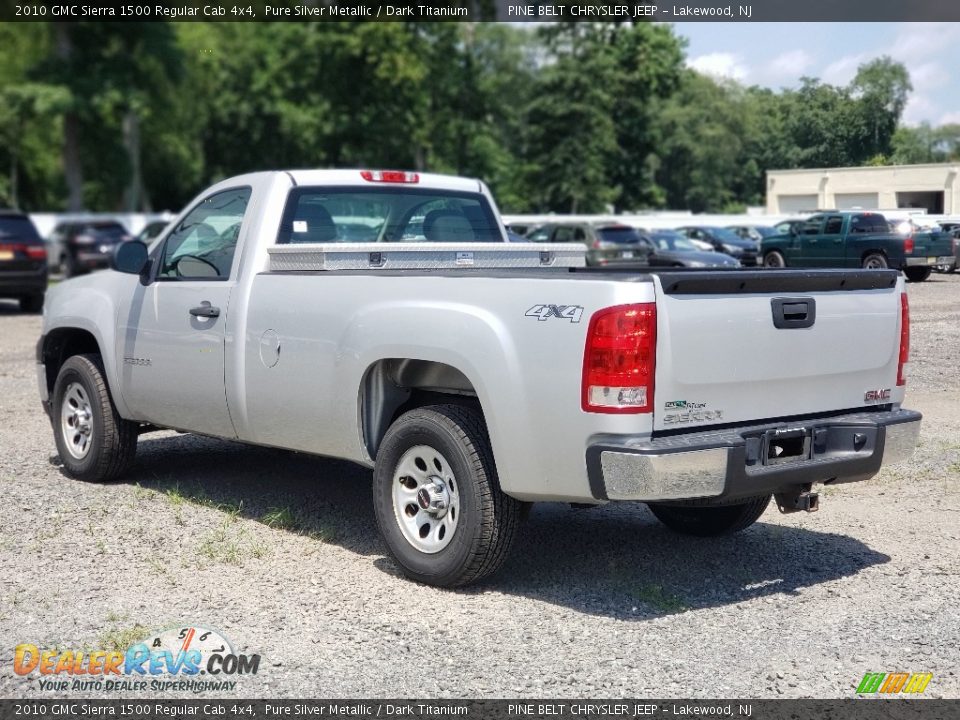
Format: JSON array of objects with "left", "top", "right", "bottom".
[
  {"left": 0, "top": 268, "right": 47, "bottom": 297},
  {"left": 74, "top": 250, "right": 112, "bottom": 269},
  {"left": 904, "top": 255, "right": 953, "bottom": 267},
  {"left": 586, "top": 408, "right": 921, "bottom": 503}
]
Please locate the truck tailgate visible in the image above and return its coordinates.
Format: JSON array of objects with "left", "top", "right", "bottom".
[{"left": 652, "top": 270, "right": 904, "bottom": 432}]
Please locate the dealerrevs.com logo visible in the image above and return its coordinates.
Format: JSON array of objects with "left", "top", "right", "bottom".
[{"left": 14, "top": 625, "right": 260, "bottom": 693}]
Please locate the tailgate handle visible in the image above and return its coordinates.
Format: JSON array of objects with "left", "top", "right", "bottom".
[{"left": 771, "top": 297, "right": 815, "bottom": 329}]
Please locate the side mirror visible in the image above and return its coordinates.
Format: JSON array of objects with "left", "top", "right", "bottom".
[{"left": 111, "top": 240, "right": 149, "bottom": 275}]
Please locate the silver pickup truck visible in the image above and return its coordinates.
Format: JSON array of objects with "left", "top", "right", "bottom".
[{"left": 37, "top": 170, "right": 921, "bottom": 586}]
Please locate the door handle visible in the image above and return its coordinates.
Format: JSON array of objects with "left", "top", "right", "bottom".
[
  {"left": 189, "top": 304, "right": 220, "bottom": 318},
  {"left": 833, "top": 238, "right": 843, "bottom": 243}
]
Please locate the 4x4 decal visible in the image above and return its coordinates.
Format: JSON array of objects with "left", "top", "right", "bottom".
[{"left": 525, "top": 304, "right": 584, "bottom": 323}]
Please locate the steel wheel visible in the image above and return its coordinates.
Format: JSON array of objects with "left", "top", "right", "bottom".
[
  {"left": 763, "top": 251, "right": 786, "bottom": 268},
  {"left": 60, "top": 381, "right": 94, "bottom": 459},
  {"left": 392, "top": 445, "right": 460, "bottom": 554}
]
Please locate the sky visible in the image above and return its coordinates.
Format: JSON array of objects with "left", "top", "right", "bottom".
[{"left": 675, "top": 22, "right": 960, "bottom": 126}]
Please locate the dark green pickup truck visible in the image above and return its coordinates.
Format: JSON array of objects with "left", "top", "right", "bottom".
[{"left": 760, "top": 211, "right": 955, "bottom": 282}]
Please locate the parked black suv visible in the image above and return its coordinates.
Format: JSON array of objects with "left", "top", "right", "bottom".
[
  {"left": 0, "top": 210, "right": 48, "bottom": 312},
  {"left": 48, "top": 220, "right": 132, "bottom": 277}
]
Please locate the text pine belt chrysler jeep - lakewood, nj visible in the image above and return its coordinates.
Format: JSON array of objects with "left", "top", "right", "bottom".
[{"left": 36, "top": 170, "right": 921, "bottom": 587}]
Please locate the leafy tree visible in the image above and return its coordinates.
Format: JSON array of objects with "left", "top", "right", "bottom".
[{"left": 850, "top": 57, "right": 912, "bottom": 159}]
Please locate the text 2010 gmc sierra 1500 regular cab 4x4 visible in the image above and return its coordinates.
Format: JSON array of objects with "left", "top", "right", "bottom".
[{"left": 37, "top": 170, "right": 921, "bottom": 587}]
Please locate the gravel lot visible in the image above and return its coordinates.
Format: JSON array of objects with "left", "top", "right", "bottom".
[{"left": 1, "top": 274, "right": 958, "bottom": 699}]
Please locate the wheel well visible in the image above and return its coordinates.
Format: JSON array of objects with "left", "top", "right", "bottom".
[
  {"left": 861, "top": 249, "right": 886, "bottom": 261},
  {"left": 360, "top": 358, "right": 480, "bottom": 460},
  {"left": 41, "top": 328, "right": 101, "bottom": 395}
]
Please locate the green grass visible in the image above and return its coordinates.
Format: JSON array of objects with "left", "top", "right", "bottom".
[
  {"left": 197, "top": 520, "right": 245, "bottom": 565},
  {"left": 100, "top": 624, "right": 149, "bottom": 652},
  {"left": 630, "top": 583, "right": 688, "bottom": 614},
  {"left": 261, "top": 506, "right": 298, "bottom": 530},
  {"left": 260, "top": 505, "right": 335, "bottom": 542}
]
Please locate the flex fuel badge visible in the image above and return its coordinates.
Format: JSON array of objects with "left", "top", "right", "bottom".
[{"left": 663, "top": 400, "right": 724, "bottom": 425}]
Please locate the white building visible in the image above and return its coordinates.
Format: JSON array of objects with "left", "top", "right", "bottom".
[{"left": 766, "top": 163, "right": 960, "bottom": 215}]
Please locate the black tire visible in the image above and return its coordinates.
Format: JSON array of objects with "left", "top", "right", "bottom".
[
  {"left": 52, "top": 354, "right": 138, "bottom": 482},
  {"left": 63, "top": 253, "right": 81, "bottom": 278},
  {"left": 648, "top": 495, "right": 771, "bottom": 537},
  {"left": 862, "top": 253, "right": 888, "bottom": 270},
  {"left": 19, "top": 293, "right": 44, "bottom": 313},
  {"left": 763, "top": 250, "right": 786, "bottom": 268},
  {"left": 373, "top": 404, "right": 522, "bottom": 587},
  {"left": 904, "top": 267, "right": 932, "bottom": 283}
]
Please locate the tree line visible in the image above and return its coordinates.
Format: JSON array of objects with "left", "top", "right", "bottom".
[{"left": 1, "top": 21, "right": 957, "bottom": 215}]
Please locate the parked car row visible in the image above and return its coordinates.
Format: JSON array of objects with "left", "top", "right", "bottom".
[
  {"left": 512, "top": 220, "right": 760, "bottom": 268},
  {"left": 509, "top": 211, "right": 958, "bottom": 283},
  {"left": 0, "top": 212, "right": 174, "bottom": 313}
]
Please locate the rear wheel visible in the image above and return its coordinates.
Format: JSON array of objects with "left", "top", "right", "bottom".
[
  {"left": 52, "top": 354, "right": 138, "bottom": 482},
  {"left": 763, "top": 250, "right": 786, "bottom": 268},
  {"left": 19, "top": 293, "right": 44, "bottom": 313},
  {"left": 862, "top": 253, "right": 888, "bottom": 270},
  {"left": 373, "top": 404, "right": 522, "bottom": 587},
  {"left": 648, "top": 495, "right": 771, "bottom": 537},
  {"left": 904, "top": 267, "right": 932, "bottom": 283}
]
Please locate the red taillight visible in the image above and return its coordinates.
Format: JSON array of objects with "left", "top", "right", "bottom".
[
  {"left": 582, "top": 303, "right": 656, "bottom": 414},
  {"left": 897, "top": 292, "right": 909, "bottom": 387},
  {"left": 0, "top": 243, "right": 45, "bottom": 260},
  {"left": 360, "top": 170, "right": 419, "bottom": 184},
  {"left": 903, "top": 236, "right": 914, "bottom": 254}
]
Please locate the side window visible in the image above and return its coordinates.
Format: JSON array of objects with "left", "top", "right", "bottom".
[
  {"left": 158, "top": 188, "right": 251, "bottom": 280},
  {"left": 553, "top": 227, "right": 574, "bottom": 243},
  {"left": 803, "top": 217, "right": 823, "bottom": 235},
  {"left": 527, "top": 227, "right": 551, "bottom": 243},
  {"left": 851, "top": 214, "right": 887, "bottom": 233},
  {"left": 572, "top": 227, "right": 587, "bottom": 242},
  {"left": 824, "top": 216, "right": 843, "bottom": 234}
]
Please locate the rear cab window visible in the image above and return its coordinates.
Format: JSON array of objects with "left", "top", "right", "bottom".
[{"left": 277, "top": 187, "right": 503, "bottom": 244}]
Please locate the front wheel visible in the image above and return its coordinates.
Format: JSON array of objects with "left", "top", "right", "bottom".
[
  {"left": 52, "top": 354, "right": 138, "bottom": 482},
  {"left": 373, "top": 404, "right": 522, "bottom": 587},
  {"left": 648, "top": 495, "right": 771, "bottom": 537},
  {"left": 904, "top": 267, "right": 932, "bottom": 283},
  {"left": 763, "top": 250, "right": 786, "bottom": 268}
]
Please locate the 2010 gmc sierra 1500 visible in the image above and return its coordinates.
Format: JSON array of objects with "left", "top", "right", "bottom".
[{"left": 37, "top": 170, "right": 921, "bottom": 586}]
